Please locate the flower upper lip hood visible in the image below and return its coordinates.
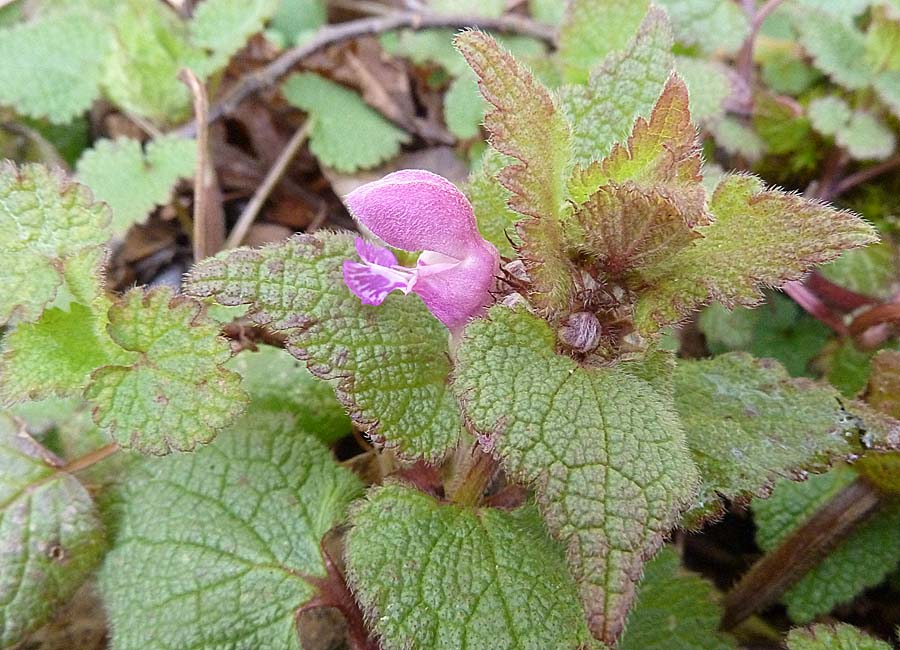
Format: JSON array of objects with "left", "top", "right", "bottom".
[{"left": 342, "top": 169, "right": 500, "bottom": 331}]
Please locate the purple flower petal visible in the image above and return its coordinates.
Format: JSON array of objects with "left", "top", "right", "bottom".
[
  {"left": 342, "top": 252, "right": 417, "bottom": 306},
  {"left": 355, "top": 237, "right": 399, "bottom": 267},
  {"left": 345, "top": 169, "right": 485, "bottom": 259}
]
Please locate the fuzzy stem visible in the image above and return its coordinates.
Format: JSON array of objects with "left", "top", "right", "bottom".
[
  {"left": 720, "top": 477, "right": 882, "bottom": 630},
  {"left": 446, "top": 446, "right": 496, "bottom": 508}
]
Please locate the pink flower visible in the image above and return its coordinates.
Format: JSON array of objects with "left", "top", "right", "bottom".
[{"left": 342, "top": 169, "right": 499, "bottom": 330}]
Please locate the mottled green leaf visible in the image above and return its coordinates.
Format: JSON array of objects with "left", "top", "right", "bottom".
[
  {"left": 561, "top": 7, "right": 674, "bottom": 167},
  {"left": 838, "top": 111, "right": 897, "bottom": 161},
  {"left": 444, "top": 71, "right": 485, "bottom": 139},
  {"left": 227, "top": 345, "right": 351, "bottom": 443},
  {"left": 101, "top": 419, "right": 361, "bottom": 650},
  {"left": 76, "top": 135, "right": 196, "bottom": 234},
  {"left": 456, "top": 31, "right": 574, "bottom": 310},
  {"left": 674, "top": 57, "right": 731, "bottom": 123},
  {"left": 346, "top": 485, "right": 598, "bottom": 650},
  {"left": 557, "top": 0, "right": 649, "bottom": 84},
  {"left": 787, "top": 624, "right": 891, "bottom": 650},
  {"left": 282, "top": 72, "right": 410, "bottom": 172},
  {"left": 190, "top": 0, "right": 280, "bottom": 73},
  {"left": 269, "top": 0, "right": 326, "bottom": 45},
  {"left": 0, "top": 9, "right": 111, "bottom": 123},
  {"left": 186, "top": 232, "right": 462, "bottom": 459},
  {"left": 0, "top": 163, "right": 110, "bottom": 324},
  {"left": 756, "top": 470, "right": 900, "bottom": 623},
  {"left": 619, "top": 548, "right": 735, "bottom": 650},
  {"left": 1, "top": 430, "right": 105, "bottom": 647},
  {"left": 634, "top": 174, "right": 877, "bottom": 333},
  {"left": 85, "top": 288, "right": 247, "bottom": 454},
  {"left": 454, "top": 306, "right": 698, "bottom": 643},
  {"left": 674, "top": 353, "right": 890, "bottom": 525},
  {"left": 821, "top": 241, "right": 897, "bottom": 299}
]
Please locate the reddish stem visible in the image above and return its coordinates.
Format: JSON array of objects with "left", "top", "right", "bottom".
[
  {"left": 805, "top": 272, "right": 878, "bottom": 313},
  {"left": 850, "top": 303, "right": 900, "bottom": 338},
  {"left": 782, "top": 281, "right": 849, "bottom": 335},
  {"left": 299, "top": 546, "right": 379, "bottom": 650}
]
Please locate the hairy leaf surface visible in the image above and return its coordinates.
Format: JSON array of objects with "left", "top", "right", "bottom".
[
  {"left": 0, "top": 163, "right": 110, "bottom": 324},
  {"left": 346, "top": 485, "right": 598, "bottom": 650},
  {"left": 561, "top": 7, "right": 674, "bottom": 167},
  {"left": 76, "top": 135, "right": 196, "bottom": 233},
  {"left": 0, "top": 430, "right": 105, "bottom": 647},
  {"left": 85, "top": 288, "right": 247, "bottom": 454},
  {"left": 282, "top": 72, "right": 410, "bottom": 172},
  {"left": 456, "top": 31, "right": 574, "bottom": 310},
  {"left": 454, "top": 306, "right": 698, "bottom": 643},
  {"left": 673, "top": 353, "right": 895, "bottom": 524},
  {"left": 101, "top": 419, "right": 361, "bottom": 650},
  {"left": 634, "top": 174, "right": 876, "bottom": 332},
  {"left": 186, "top": 233, "right": 462, "bottom": 459}
]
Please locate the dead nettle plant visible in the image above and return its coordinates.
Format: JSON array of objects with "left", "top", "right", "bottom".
[{"left": 2, "top": 4, "right": 900, "bottom": 650}]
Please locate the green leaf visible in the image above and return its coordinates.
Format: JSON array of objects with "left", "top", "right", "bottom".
[
  {"left": 529, "top": 0, "right": 566, "bottom": 24},
  {"left": 808, "top": 96, "right": 853, "bottom": 136},
  {"left": 282, "top": 72, "right": 410, "bottom": 172},
  {"left": 227, "top": 345, "right": 352, "bottom": 443},
  {"left": 557, "top": 0, "right": 649, "bottom": 84},
  {"left": 346, "top": 484, "right": 598, "bottom": 650},
  {"left": 709, "top": 118, "right": 766, "bottom": 163},
  {"left": 84, "top": 287, "right": 247, "bottom": 454},
  {"left": 874, "top": 71, "right": 900, "bottom": 118},
  {"left": 1, "top": 429, "right": 105, "bottom": 647},
  {"left": 1, "top": 302, "right": 130, "bottom": 404},
  {"left": 866, "top": 7, "right": 900, "bottom": 73},
  {"left": 190, "top": 0, "right": 280, "bottom": 73},
  {"left": 380, "top": 28, "right": 468, "bottom": 76},
  {"left": 429, "top": 0, "right": 506, "bottom": 16},
  {"left": 756, "top": 470, "right": 900, "bottom": 623},
  {"left": 456, "top": 31, "right": 574, "bottom": 311},
  {"left": 465, "top": 148, "right": 520, "bottom": 257},
  {"left": 186, "top": 232, "right": 462, "bottom": 460},
  {"left": 0, "top": 163, "right": 110, "bottom": 325},
  {"left": 444, "top": 71, "right": 485, "bottom": 139},
  {"left": 655, "top": 0, "right": 749, "bottom": 55},
  {"left": 837, "top": 111, "right": 897, "bottom": 161},
  {"left": 673, "top": 353, "right": 888, "bottom": 525},
  {"left": 568, "top": 76, "right": 705, "bottom": 220},
  {"left": 674, "top": 57, "right": 731, "bottom": 123},
  {"left": 0, "top": 9, "right": 111, "bottom": 123},
  {"left": 454, "top": 306, "right": 698, "bottom": 644},
  {"left": 825, "top": 339, "right": 879, "bottom": 397},
  {"left": 821, "top": 241, "right": 897, "bottom": 299},
  {"left": 101, "top": 0, "right": 204, "bottom": 123},
  {"left": 618, "top": 548, "right": 735, "bottom": 650},
  {"left": 76, "top": 135, "right": 196, "bottom": 234},
  {"left": 634, "top": 174, "right": 877, "bottom": 333},
  {"left": 793, "top": 8, "right": 872, "bottom": 89},
  {"left": 787, "top": 624, "right": 892, "bottom": 650},
  {"left": 560, "top": 7, "right": 674, "bottom": 167},
  {"left": 269, "top": 0, "right": 326, "bottom": 45},
  {"left": 100, "top": 419, "right": 361, "bottom": 650}
]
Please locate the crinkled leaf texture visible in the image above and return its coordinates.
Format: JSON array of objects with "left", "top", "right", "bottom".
[
  {"left": 673, "top": 353, "right": 898, "bottom": 526},
  {"left": 84, "top": 288, "right": 247, "bottom": 454},
  {"left": 101, "top": 417, "right": 361, "bottom": 650},
  {"left": 346, "top": 484, "right": 599, "bottom": 650},
  {"left": 634, "top": 174, "right": 877, "bottom": 333},
  {"left": 227, "top": 344, "right": 352, "bottom": 444},
  {"left": 453, "top": 306, "right": 699, "bottom": 644},
  {"left": 792, "top": 7, "right": 872, "bottom": 90},
  {"left": 755, "top": 469, "right": 900, "bottom": 623},
  {"left": 560, "top": 7, "right": 675, "bottom": 167},
  {"left": 786, "top": 624, "right": 892, "bottom": 650},
  {"left": 465, "top": 148, "right": 520, "bottom": 257},
  {"left": 0, "top": 163, "right": 110, "bottom": 325},
  {"left": 0, "top": 428, "right": 105, "bottom": 647},
  {"left": 456, "top": 30, "right": 575, "bottom": 311},
  {"left": 0, "top": 8, "right": 111, "bottom": 122},
  {"left": 76, "top": 135, "right": 197, "bottom": 234},
  {"left": 618, "top": 548, "right": 735, "bottom": 650},
  {"left": 186, "top": 232, "right": 462, "bottom": 460},
  {"left": 282, "top": 72, "right": 410, "bottom": 172}
]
